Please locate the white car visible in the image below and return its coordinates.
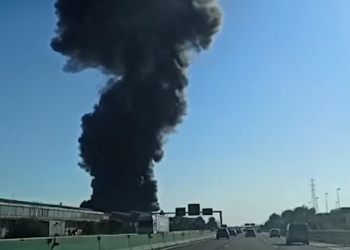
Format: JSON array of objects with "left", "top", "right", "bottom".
[{"left": 269, "top": 228, "right": 281, "bottom": 238}]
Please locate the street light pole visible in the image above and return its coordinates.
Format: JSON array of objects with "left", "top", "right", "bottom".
[
  {"left": 325, "top": 193, "right": 329, "bottom": 213},
  {"left": 336, "top": 188, "right": 341, "bottom": 208},
  {"left": 315, "top": 197, "right": 320, "bottom": 229}
]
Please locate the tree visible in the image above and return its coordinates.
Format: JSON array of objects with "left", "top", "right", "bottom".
[
  {"left": 191, "top": 216, "right": 205, "bottom": 230},
  {"left": 170, "top": 216, "right": 196, "bottom": 231},
  {"left": 169, "top": 216, "right": 213, "bottom": 231},
  {"left": 264, "top": 213, "right": 283, "bottom": 229},
  {"left": 6, "top": 219, "right": 48, "bottom": 238},
  {"left": 206, "top": 217, "right": 218, "bottom": 229},
  {"left": 281, "top": 210, "right": 293, "bottom": 222},
  {"left": 264, "top": 206, "right": 318, "bottom": 230}
]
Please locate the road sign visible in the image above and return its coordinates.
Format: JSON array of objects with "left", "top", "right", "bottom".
[
  {"left": 188, "top": 204, "right": 200, "bottom": 216},
  {"left": 202, "top": 208, "right": 213, "bottom": 216},
  {"left": 175, "top": 207, "right": 186, "bottom": 216}
]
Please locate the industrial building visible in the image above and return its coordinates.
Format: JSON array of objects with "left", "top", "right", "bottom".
[
  {"left": 0, "top": 198, "right": 107, "bottom": 221},
  {"left": 0, "top": 198, "right": 152, "bottom": 237}
]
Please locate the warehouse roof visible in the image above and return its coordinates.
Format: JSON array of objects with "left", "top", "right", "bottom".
[{"left": 0, "top": 197, "right": 92, "bottom": 211}]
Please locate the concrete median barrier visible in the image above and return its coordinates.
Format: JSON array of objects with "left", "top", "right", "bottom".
[{"left": 0, "top": 230, "right": 215, "bottom": 250}]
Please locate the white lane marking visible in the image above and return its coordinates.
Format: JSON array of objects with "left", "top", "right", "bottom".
[
  {"left": 261, "top": 238, "right": 274, "bottom": 246},
  {"left": 162, "top": 236, "right": 241, "bottom": 250},
  {"left": 161, "top": 237, "right": 213, "bottom": 250},
  {"left": 328, "top": 248, "right": 343, "bottom": 250},
  {"left": 232, "top": 237, "right": 241, "bottom": 242},
  {"left": 223, "top": 237, "right": 242, "bottom": 248}
]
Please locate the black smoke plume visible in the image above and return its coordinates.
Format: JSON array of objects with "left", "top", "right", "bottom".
[{"left": 51, "top": 0, "right": 222, "bottom": 213}]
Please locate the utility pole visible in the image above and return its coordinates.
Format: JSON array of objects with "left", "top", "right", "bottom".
[
  {"left": 310, "top": 178, "right": 318, "bottom": 213},
  {"left": 336, "top": 188, "right": 341, "bottom": 208},
  {"left": 325, "top": 193, "right": 329, "bottom": 213}
]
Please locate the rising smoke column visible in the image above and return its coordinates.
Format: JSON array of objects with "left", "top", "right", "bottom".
[{"left": 51, "top": 0, "right": 223, "bottom": 213}]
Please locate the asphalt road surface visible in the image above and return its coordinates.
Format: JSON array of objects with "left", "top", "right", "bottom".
[{"left": 171, "top": 233, "right": 350, "bottom": 250}]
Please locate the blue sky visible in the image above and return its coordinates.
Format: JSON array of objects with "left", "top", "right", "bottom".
[{"left": 1, "top": 0, "right": 350, "bottom": 225}]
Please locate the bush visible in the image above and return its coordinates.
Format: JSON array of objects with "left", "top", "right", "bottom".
[
  {"left": 82, "top": 221, "right": 98, "bottom": 235},
  {"left": 82, "top": 220, "right": 124, "bottom": 235}
]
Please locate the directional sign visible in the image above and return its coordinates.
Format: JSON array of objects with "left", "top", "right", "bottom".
[
  {"left": 175, "top": 207, "right": 186, "bottom": 216},
  {"left": 188, "top": 204, "right": 200, "bottom": 216},
  {"left": 202, "top": 208, "right": 213, "bottom": 216}
]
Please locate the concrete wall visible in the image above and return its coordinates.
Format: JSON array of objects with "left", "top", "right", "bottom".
[{"left": 49, "top": 220, "right": 66, "bottom": 236}]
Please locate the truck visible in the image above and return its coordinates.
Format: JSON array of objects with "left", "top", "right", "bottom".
[
  {"left": 136, "top": 214, "right": 169, "bottom": 234},
  {"left": 243, "top": 223, "right": 260, "bottom": 232}
]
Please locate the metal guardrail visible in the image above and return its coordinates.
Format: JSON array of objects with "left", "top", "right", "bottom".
[
  {"left": 0, "top": 230, "right": 214, "bottom": 250},
  {"left": 264, "top": 229, "right": 350, "bottom": 246},
  {"left": 309, "top": 230, "right": 350, "bottom": 245}
]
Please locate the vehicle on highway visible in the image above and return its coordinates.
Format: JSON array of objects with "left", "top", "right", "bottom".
[
  {"left": 136, "top": 214, "right": 169, "bottom": 234},
  {"left": 216, "top": 228, "right": 230, "bottom": 239},
  {"left": 286, "top": 222, "right": 309, "bottom": 245},
  {"left": 269, "top": 228, "right": 281, "bottom": 238},
  {"left": 228, "top": 227, "right": 237, "bottom": 236},
  {"left": 245, "top": 228, "right": 256, "bottom": 237},
  {"left": 236, "top": 228, "right": 242, "bottom": 234}
]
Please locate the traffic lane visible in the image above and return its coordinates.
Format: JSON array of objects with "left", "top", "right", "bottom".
[
  {"left": 169, "top": 236, "right": 241, "bottom": 250},
  {"left": 171, "top": 234, "right": 341, "bottom": 250},
  {"left": 262, "top": 234, "right": 287, "bottom": 245},
  {"left": 230, "top": 235, "right": 278, "bottom": 250},
  {"left": 171, "top": 235, "right": 278, "bottom": 250},
  {"left": 262, "top": 233, "right": 334, "bottom": 247}
]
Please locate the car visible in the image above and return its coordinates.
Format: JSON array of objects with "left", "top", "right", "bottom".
[
  {"left": 245, "top": 228, "right": 256, "bottom": 237},
  {"left": 228, "top": 228, "right": 237, "bottom": 236},
  {"left": 286, "top": 222, "right": 309, "bottom": 245},
  {"left": 269, "top": 228, "right": 281, "bottom": 238},
  {"left": 216, "top": 228, "right": 230, "bottom": 239},
  {"left": 236, "top": 228, "right": 242, "bottom": 234}
]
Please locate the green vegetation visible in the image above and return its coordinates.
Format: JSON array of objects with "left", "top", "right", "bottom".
[
  {"left": 263, "top": 206, "right": 350, "bottom": 231},
  {"left": 81, "top": 219, "right": 128, "bottom": 235},
  {"left": 170, "top": 216, "right": 218, "bottom": 231},
  {"left": 263, "top": 206, "right": 318, "bottom": 230}
]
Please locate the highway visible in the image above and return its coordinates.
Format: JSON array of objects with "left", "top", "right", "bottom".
[{"left": 171, "top": 233, "right": 349, "bottom": 250}]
